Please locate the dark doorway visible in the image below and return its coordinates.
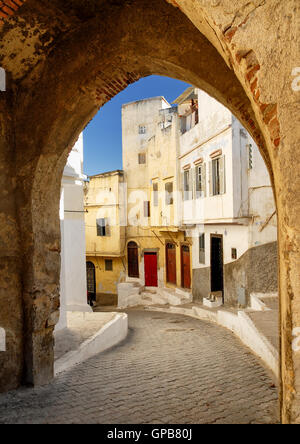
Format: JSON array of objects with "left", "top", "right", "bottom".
[
  {"left": 166, "top": 243, "right": 177, "bottom": 285},
  {"left": 181, "top": 245, "right": 191, "bottom": 289},
  {"left": 86, "top": 261, "right": 96, "bottom": 305},
  {"left": 144, "top": 252, "right": 158, "bottom": 287},
  {"left": 210, "top": 235, "right": 224, "bottom": 299},
  {"left": 128, "top": 241, "right": 139, "bottom": 278}
]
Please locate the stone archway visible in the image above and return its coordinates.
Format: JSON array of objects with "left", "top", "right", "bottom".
[{"left": 0, "top": 0, "right": 299, "bottom": 423}]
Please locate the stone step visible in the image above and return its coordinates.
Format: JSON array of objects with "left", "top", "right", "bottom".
[
  {"left": 141, "top": 292, "right": 169, "bottom": 306},
  {"left": 175, "top": 287, "right": 193, "bottom": 301},
  {"left": 162, "top": 289, "right": 184, "bottom": 306}
]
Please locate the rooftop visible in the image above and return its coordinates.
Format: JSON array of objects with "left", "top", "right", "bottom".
[
  {"left": 88, "top": 169, "right": 124, "bottom": 179},
  {"left": 122, "top": 96, "right": 171, "bottom": 108}
]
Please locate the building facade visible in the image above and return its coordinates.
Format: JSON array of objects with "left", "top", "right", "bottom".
[
  {"left": 122, "top": 97, "right": 192, "bottom": 296},
  {"left": 84, "top": 170, "right": 127, "bottom": 306},
  {"left": 176, "top": 88, "right": 277, "bottom": 306},
  {"left": 57, "top": 134, "right": 92, "bottom": 331},
  {"left": 87, "top": 89, "right": 277, "bottom": 309}
]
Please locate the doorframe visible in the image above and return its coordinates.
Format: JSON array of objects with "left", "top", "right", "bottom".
[
  {"left": 166, "top": 241, "right": 177, "bottom": 285},
  {"left": 86, "top": 261, "right": 96, "bottom": 302},
  {"left": 127, "top": 240, "right": 140, "bottom": 278},
  {"left": 180, "top": 242, "right": 191, "bottom": 289},
  {"left": 143, "top": 251, "right": 158, "bottom": 288},
  {"left": 210, "top": 233, "right": 224, "bottom": 302}
]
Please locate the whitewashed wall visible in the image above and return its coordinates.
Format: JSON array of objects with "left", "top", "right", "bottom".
[{"left": 56, "top": 134, "right": 92, "bottom": 332}]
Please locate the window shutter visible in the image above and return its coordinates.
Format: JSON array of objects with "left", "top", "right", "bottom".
[
  {"left": 144, "top": 201, "right": 150, "bottom": 218},
  {"left": 189, "top": 170, "right": 193, "bottom": 200},
  {"left": 209, "top": 162, "right": 213, "bottom": 196},
  {"left": 202, "top": 164, "right": 207, "bottom": 197},
  {"left": 97, "top": 218, "right": 106, "bottom": 236},
  {"left": 195, "top": 167, "right": 199, "bottom": 198},
  {"left": 219, "top": 155, "right": 226, "bottom": 194},
  {"left": 105, "top": 218, "right": 111, "bottom": 236}
]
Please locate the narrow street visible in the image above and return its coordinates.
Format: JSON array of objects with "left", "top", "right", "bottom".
[{"left": 0, "top": 310, "right": 279, "bottom": 424}]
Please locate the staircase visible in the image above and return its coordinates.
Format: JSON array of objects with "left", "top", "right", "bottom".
[{"left": 118, "top": 280, "right": 192, "bottom": 309}]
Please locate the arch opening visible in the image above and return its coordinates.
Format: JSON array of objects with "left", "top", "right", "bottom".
[{"left": 0, "top": 0, "right": 298, "bottom": 423}]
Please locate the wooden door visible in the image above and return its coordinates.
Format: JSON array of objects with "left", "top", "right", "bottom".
[
  {"left": 166, "top": 243, "right": 177, "bottom": 285},
  {"left": 144, "top": 253, "right": 158, "bottom": 287},
  {"left": 128, "top": 242, "right": 139, "bottom": 278},
  {"left": 86, "top": 261, "right": 96, "bottom": 302},
  {"left": 181, "top": 245, "right": 191, "bottom": 289}
]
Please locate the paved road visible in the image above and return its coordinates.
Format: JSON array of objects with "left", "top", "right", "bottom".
[{"left": 0, "top": 310, "right": 279, "bottom": 424}]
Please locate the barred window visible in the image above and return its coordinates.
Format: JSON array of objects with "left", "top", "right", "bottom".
[
  {"left": 105, "top": 259, "right": 113, "bottom": 271},
  {"left": 138, "top": 153, "right": 146, "bottom": 164}
]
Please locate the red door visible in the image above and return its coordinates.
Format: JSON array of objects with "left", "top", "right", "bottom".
[
  {"left": 166, "top": 243, "right": 177, "bottom": 285},
  {"left": 181, "top": 245, "right": 191, "bottom": 289},
  {"left": 144, "top": 253, "right": 158, "bottom": 287}
]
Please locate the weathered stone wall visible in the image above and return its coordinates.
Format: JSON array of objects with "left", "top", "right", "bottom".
[
  {"left": 0, "top": 86, "right": 23, "bottom": 392},
  {"left": 0, "top": 0, "right": 299, "bottom": 423},
  {"left": 192, "top": 267, "right": 210, "bottom": 302},
  {"left": 224, "top": 241, "right": 278, "bottom": 307},
  {"left": 192, "top": 242, "right": 278, "bottom": 307}
]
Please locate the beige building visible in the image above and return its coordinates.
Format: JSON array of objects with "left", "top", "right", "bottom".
[
  {"left": 87, "top": 90, "right": 277, "bottom": 310},
  {"left": 84, "top": 170, "right": 126, "bottom": 305},
  {"left": 121, "top": 97, "right": 192, "bottom": 296}
]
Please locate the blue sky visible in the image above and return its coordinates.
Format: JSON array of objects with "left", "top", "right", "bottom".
[{"left": 83, "top": 75, "right": 191, "bottom": 176}]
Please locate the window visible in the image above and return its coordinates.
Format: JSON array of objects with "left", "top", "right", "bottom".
[
  {"left": 105, "top": 259, "right": 113, "bottom": 271},
  {"left": 195, "top": 164, "right": 206, "bottom": 198},
  {"left": 153, "top": 183, "right": 158, "bottom": 207},
  {"left": 139, "top": 125, "right": 146, "bottom": 134},
  {"left": 138, "top": 153, "right": 146, "bottom": 164},
  {"left": 231, "top": 248, "right": 237, "bottom": 260},
  {"left": 144, "top": 201, "right": 150, "bottom": 218},
  {"left": 165, "top": 182, "right": 173, "bottom": 205},
  {"left": 199, "top": 233, "right": 205, "bottom": 264},
  {"left": 210, "top": 156, "right": 226, "bottom": 196},
  {"left": 183, "top": 170, "right": 191, "bottom": 200},
  {"left": 96, "top": 218, "right": 110, "bottom": 237}
]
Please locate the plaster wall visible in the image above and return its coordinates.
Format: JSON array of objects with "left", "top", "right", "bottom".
[
  {"left": 57, "top": 135, "right": 91, "bottom": 332},
  {"left": 85, "top": 172, "right": 126, "bottom": 256},
  {"left": 86, "top": 255, "right": 125, "bottom": 305}
]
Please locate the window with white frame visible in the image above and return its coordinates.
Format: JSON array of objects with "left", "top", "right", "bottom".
[
  {"left": 96, "top": 218, "right": 110, "bottom": 237},
  {"left": 183, "top": 169, "right": 192, "bottom": 201},
  {"left": 209, "top": 156, "right": 226, "bottom": 196},
  {"left": 199, "top": 233, "right": 205, "bottom": 264},
  {"left": 195, "top": 163, "right": 206, "bottom": 198}
]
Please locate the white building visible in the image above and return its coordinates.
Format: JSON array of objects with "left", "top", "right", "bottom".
[
  {"left": 175, "top": 88, "right": 278, "bottom": 306},
  {"left": 56, "top": 134, "right": 92, "bottom": 331}
]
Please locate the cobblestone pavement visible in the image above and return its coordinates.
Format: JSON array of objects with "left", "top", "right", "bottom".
[{"left": 0, "top": 310, "right": 279, "bottom": 424}]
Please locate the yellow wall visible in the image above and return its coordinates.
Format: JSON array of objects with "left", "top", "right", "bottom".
[
  {"left": 122, "top": 97, "right": 193, "bottom": 290},
  {"left": 87, "top": 255, "right": 125, "bottom": 304},
  {"left": 84, "top": 171, "right": 126, "bottom": 256}
]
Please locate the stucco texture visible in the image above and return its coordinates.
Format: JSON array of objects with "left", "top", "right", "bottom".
[{"left": 0, "top": 0, "right": 299, "bottom": 423}]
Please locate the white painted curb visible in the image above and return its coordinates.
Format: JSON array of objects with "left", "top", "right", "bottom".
[{"left": 54, "top": 313, "right": 128, "bottom": 376}]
